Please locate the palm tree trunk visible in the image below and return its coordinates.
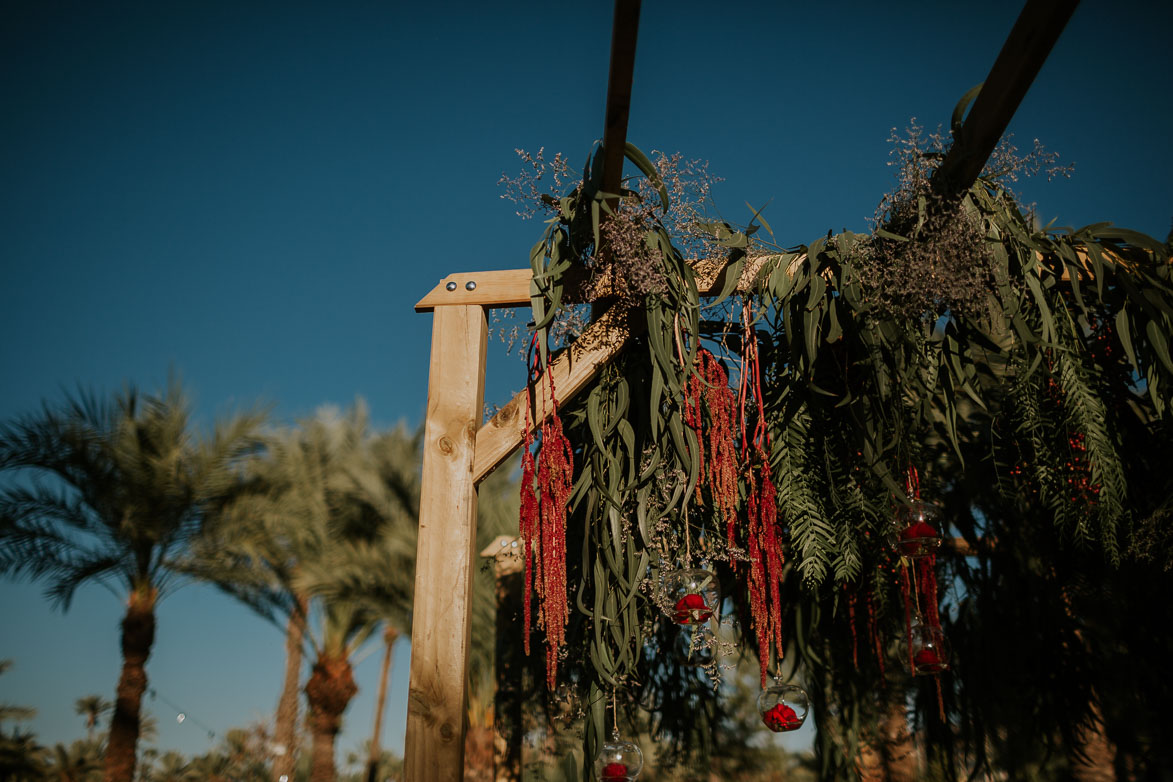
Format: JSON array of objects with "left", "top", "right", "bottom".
[
  {"left": 1070, "top": 697, "right": 1116, "bottom": 782},
  {"left": 365, "top": 625, "right": 399, "bottom": 782},
  {"left": 854, "top": 738, "right": 885, "bottom": 781},
  {"left": 305, "top": 655, "right": 358, "bottom": 782},
  {"left": 882, "top": 700, "right": 916, "bottom": 781},
  {"left": 104, "top": 586, "right": 157, "bottom": 782},
  {"left": 273, "top": 595, "right": 308, "bottom": 782}
]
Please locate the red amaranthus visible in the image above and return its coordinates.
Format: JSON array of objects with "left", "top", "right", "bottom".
[
  {"left": 683, "top": 348, "right": 739, "bottom": 552},
  {"left": 740, "top": 307, "right": 786, "bottom": 685},
  {"left": 519, "top": 360, "right": 573, "bottom": 689}
]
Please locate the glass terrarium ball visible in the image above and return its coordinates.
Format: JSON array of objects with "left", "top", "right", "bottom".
[
  {"left": 912, "top": 622, "right": 950, "bottom": 675},
  {"left": 897, "top": 501, "right": 942, "bottom": 558},
  {"left": 664, "top": 567, "right": 720, "bottom": 625},
  {"left": 757, "top": 683, "right": 810, "bottom": 732},
  {"left": 595, "top": 738, "right": 644, "bottom": 781}
]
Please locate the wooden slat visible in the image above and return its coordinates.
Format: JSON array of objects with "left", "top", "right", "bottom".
[
  {"left": 404, "top": 304, "right": 488, "bottom": 781},
  {"left": 931, "top": 0, "right": 1079, "bottom": 200},
  {"left": 415, "top": 269, "right": 534, "bottom": 313}
]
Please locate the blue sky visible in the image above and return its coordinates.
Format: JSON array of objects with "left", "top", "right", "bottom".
[{"left": 1, "top": 0, "right": 1170, "bottom": 764}]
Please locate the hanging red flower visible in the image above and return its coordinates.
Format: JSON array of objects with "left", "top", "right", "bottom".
[
  {"left": 762, "top": 703, "right": 802, "bottom": 732},
  {"left": 601, "top": 763, "right": 629, "bottom": 782},
  {"left": 518, "top": 339, "right": 574, "bottom": 689},
  {"left": 684, "top": 348, "right": 739, "bottom": 548},
  {"left": 739, "top": 306, "right": 786, "bottom": 685},
  {"left": 672, "top": 593, "right": 712, "bottom": 624},
  {"left": 757, "top": 683, "right": 809, "bottom": 733}
]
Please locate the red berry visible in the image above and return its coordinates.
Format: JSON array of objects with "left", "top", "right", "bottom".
[
  {"left": 601, "top": 762, "right": 628, "bottom": 781},
  {"left": 673, "top": 593, "right": 712, "bottom": 624}
]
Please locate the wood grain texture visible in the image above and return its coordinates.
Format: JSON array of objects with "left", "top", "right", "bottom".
[
  {"left": 415, "top": 269, "right": 534, "bottom": 312},
  {"left": 404, "top": 305, "right": 487, "bottom": 781}
]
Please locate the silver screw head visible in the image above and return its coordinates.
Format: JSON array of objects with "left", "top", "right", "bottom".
[
  {"left": 445, "top": 281, "right": 457, "bottom": 291},
  {"left": 465, "top": 280, "right": 477, "bottom": 291}
]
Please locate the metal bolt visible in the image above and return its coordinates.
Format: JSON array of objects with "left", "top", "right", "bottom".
[
  {"left": 465, "top": 280, "right": 477, "bottom": 291},
  {"left": 445, "top": 281, "right": 457, "bottom": 291}
]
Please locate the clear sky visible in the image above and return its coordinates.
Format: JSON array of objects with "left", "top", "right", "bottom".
[{"left": 1, "top": 0, "right": 1170, "bottom": 766}]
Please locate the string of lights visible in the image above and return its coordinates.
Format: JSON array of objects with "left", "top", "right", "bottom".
[{"left": 147, "top": 687, "right": 216, "bottom": 741}]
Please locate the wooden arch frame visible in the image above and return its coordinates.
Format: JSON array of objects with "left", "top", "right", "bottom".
[{"left": 401, "top": 1, "right": 1078, "bottom": 778}]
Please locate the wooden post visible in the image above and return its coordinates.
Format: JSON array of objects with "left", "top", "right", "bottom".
[
  {"left": 404, "top": 304, "right": 488, "bottom": 781},
  {"left": 479, "top": 535, "right": 524, "bottom": 782}
]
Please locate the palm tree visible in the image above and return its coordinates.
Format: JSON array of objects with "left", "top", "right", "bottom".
[
  {"left": 0, "top": 382, "right": 265, "bottom": 782},
  {"left": 0, "top": 660, "right": 46, "bottom": 781},
  {"left": 193, "top": 403, "right": 419, "bottom": 782},
  {"left": 44, "top": 740, "right": 103, "bottom": 781},
  {"left": 0, "top": 661, "right": 37, "bottom": 727},
  {"left": 76, "top": 696, "right": 113, "bottom": 742},
  {"left": 349, "top": 429, "right": 420, "bottom": 782}
]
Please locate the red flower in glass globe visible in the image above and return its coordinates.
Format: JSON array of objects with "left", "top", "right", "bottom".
[
  {"left": 897, "top": 501, "right": 941, "bottom": 558},
  {"left": 664, "top": 568, "right": 719, "bottom": 626},
  {"left": 911, "top": 621, "right": 950, "bottom": 675},
  {"left": 762, "top": 703, "right": 803, "bottom": 732},
  {"left": 757, "top": 683, "right": 809, "bottom": 733},
  {"left": 595, "top": 735, "right": 642, "bottom": 781},
  {"left": 672, "top": 593, "right": 712, "bottom": 624},
  {"left": 601, "top": 763, "right": 629, "bottom": 782},
  {"left": 914, "top": 647, "right": 943, "bottom": 672}
]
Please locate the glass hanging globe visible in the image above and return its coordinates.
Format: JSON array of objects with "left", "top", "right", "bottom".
[
  {"left": 757, "top": 683, "right": 810, "bottom": 732},
  {"left": 594, "top": 735, "right": 644, "bottom": 781},
  {"left": 896, "top": 500, "right": 942, "bottom": 558},
  {"left": 663, "top": 567, "right": 720, "bottom": 625},
  {"left": 911, "top": 619, "right": 950, "bottom": 675}
]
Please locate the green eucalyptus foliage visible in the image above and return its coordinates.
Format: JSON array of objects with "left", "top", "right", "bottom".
[{"left": 523, "top": 140, "right": 1173, "bottom": 778}]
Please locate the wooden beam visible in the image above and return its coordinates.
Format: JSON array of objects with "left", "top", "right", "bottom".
[
  {"left": 415, "top": 270, "right": 534, "bottom": 313},
  {"left": 600, "top": 0, "right": 642, "bottom": 199},
  {"left": 931, "top": 0, "right": 1079, "bottom": 200},
  {"left": 417, "top": 251, "right": 800, "bottom": 314},
  {"left": 404, "top": 304, "right": 488, "bottom": 781},
  {"left": 416, "top": 239, "right": 1160, "bottom": 314}
]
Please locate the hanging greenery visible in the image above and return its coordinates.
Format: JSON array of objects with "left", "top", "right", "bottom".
[{"left": 511, "top": 117, "right": 1173, "bottom": 777}]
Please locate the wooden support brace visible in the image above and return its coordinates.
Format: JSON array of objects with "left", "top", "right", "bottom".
[{"left": 404, "top": 304, "right": 487, "bottom": 781}]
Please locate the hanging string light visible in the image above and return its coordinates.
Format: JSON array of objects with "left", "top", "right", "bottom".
[{"left": 148, "top": 687, "right": 215, "bottom": 741}]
